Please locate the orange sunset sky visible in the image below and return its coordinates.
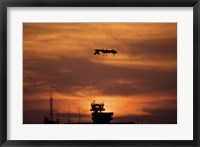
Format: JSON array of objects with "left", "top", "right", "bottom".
[{"left": 23, "top": 23, "right": 177, "bottom": 124}]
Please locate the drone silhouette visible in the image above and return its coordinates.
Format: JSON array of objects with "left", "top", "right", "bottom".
[{"left": 94, "top": 49, "right": 118, "bottom": 56}]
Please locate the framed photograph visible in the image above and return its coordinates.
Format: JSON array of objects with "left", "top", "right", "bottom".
[{"left": 0, "top": 0, "right": 199, "bottom": 146}]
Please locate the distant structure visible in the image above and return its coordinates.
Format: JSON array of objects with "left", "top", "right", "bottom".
[
  {"left": 78, "top": 106, "right": 81, "bottom": 123},
  {"left": 90, "top": 101, "right": 114, "bottom": 124},
  {"left": 68, "top": 104, "right": 71, "bottom": 124},
  {"left": 50, "top": 85, "right": 53, "bottom": 122},
  {"left": 43, "top": 86, "right": 57, "bottom": 124},
  {"left": 56, "top": 112, "right": 60, "bottom": 124}
]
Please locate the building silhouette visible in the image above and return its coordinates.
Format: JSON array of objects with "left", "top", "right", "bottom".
[{"left": 90, "top": 101, "right": 113, "bottom": 124}]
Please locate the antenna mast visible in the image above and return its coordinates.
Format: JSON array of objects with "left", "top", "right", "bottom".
[
  {"left": 78, "top": 106, "right": 81, "bottom": 123},
  {"left": 50, "top": 85, "right": 53, "bottom": 122},
  {"left": 68, "top": 104, "right": 71, "bottom": 124}
]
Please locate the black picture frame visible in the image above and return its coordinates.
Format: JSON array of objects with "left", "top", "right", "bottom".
[{"left": 0, "top": 0, "right": 199, "bottom": 146}]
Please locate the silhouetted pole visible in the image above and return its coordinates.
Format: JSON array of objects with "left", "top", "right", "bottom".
[
  {"left": 68, "top": 104, "right": 71, "bottom": 124},
  {"left": 56, "top": 111, "right": 59, "bottom": 124},
  {"left": 78, "top": 106, "right": 81, "bottom": 123},
  {"left": 50, "top": 86, "right": 53, "bottom": 122}
]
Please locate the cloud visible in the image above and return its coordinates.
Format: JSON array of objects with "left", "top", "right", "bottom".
[{"left": 23, "top": 54, "right": 176, "bottom": 98}]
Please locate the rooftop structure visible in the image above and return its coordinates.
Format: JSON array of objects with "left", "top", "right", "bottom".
[{"left": 90, "top": 101, "right": 114, "bottom": 124}]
